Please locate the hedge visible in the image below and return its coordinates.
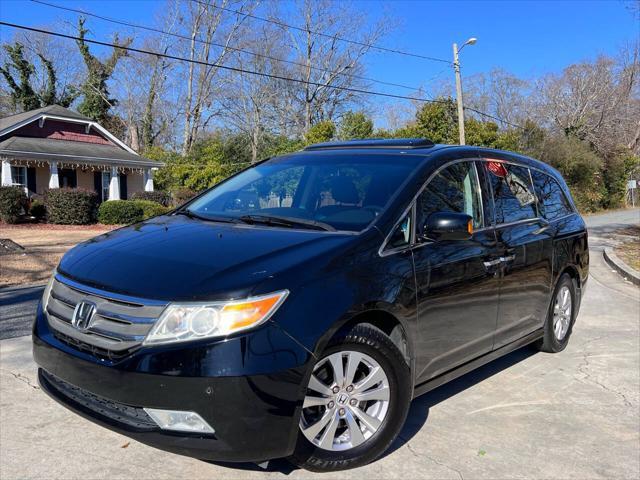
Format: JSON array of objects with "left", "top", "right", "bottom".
[
  {"left": 0, "top": 186, "right": 27, "bottom": 223},
  {"left": 132, "top": 200, "right": 170, "bottom": 219},
  {"left": 98, "top": 200, "right": 144, "bottom": 225},
  {"left": 173, "top": 188, "right": 197, "bottom": 205},
  {"left": 45, "top": 188, "right": 98, "bottom": 225},
  {"left": 130, "top": 190, "right": 172, "bottom": 207},
  {"left": 29, "top": 199, "right": 46, "bottom": 220}
]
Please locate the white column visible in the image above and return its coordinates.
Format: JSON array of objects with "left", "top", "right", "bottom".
[
  {"left": 48, "top": 161, "right": 60, "bottom": 189},
  {"left": 143, "top": 168, "right": 154, "bottom": 192},
  {"left": 108, "top": 166, "right": 120, "bottom": 200},
  {"left": 1, "top": 160, "right": 13, "bottom": 186}
]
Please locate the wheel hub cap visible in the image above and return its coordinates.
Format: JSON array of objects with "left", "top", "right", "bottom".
[
  {"left": 299, "top": 350, "right": 390, "bottom": 451},
  {"left": 553, "top": 286, "right": 572, "bottom": 341}
]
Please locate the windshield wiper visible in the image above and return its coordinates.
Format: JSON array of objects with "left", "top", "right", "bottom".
[
  {"left": 238, "top": 214, "right": 336, "bottom": 232},
  {"left": 175, "top": 209, "right": 238, "bottom": 224}
]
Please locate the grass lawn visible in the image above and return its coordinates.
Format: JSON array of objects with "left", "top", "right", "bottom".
[{"left": 0, "top": 224, "right": 116, "bottom": 287}]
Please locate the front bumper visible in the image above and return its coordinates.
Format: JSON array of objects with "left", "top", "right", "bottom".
[{"left": 33, "top": 303, "right": 311, "bottom": 463}]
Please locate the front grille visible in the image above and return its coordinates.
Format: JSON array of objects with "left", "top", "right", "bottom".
[
  {"left": 40, "top": 370, "right": 157, "bottom": 430},
  {"left": 45, "top": 275, "right": 167, "bottom": 359}
]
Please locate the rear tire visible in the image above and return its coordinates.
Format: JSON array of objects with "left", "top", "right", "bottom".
[
  {"left": 290, "top": 323, "right": 411, "bottom": 472},
  {"left": 536, "top": 273, "right": 577, "bottom": 353}
]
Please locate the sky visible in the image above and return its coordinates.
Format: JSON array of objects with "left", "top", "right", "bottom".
[{"left": 0, "top": 0, "right": 638, "bottom": 122}]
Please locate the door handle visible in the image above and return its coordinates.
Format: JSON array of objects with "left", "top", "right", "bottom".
[{"left": 483, "top": 259, "right": 502, "bottom": 268}]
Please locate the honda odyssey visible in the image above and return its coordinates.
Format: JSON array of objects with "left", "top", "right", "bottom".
[{"left": 33, "top": 138, "right": 589, "bottom": 471}]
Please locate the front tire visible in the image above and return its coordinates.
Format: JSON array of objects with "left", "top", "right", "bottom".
[
  {"left": 291, "top": 323, "right": 411, "bottom": 472},
  {"left": 536, "top": 273, "right": 577, "bottom": 353}
]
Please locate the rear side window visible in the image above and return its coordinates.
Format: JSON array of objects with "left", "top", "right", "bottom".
[
  {"left": 416, "top": 161, "right": 483, "bottom": 229},
  {"left": 530, "top": 170, "right": 574, "bottom": 220},
  {"left": 484, "top": 161, "right": 537, "bottom": 224}
]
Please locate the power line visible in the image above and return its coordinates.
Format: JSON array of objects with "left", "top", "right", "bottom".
[
  {"left": 0, "top": 21, "right": 524, "bottom": 130},
  {"left": 188, "top": 0, "right": 453, "bottom": 64},
  {"left": 0, "top": 21, "right": 455, "bottom": 106},
  {"left": 29, "top": 0, "right": 427, "bottom": 92},
  {"left": 464, "top": 106, "right": 523, "bottom": 129}
]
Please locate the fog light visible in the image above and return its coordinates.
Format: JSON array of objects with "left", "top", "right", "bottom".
[{"left": 144, "top": 408, "right": 215, "bottom": 434}]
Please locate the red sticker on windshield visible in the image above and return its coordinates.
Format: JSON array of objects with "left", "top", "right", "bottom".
[{"left": 487, "top": 161, "right": 507, "bottom": 177}]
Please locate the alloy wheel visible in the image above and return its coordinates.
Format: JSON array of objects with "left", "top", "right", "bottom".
[
  {"left": 553, "top": 285, "right": 572, "bottom": 341},
  {"left": 299, "top": 350, "right": 390, "bottom": 451}
]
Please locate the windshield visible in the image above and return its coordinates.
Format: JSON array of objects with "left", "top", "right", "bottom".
[{"left": 185, "top": 154, "right": 417, "bottom": 232}]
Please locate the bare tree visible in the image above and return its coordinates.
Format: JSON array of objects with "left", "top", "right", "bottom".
[
  {"left": 218, "top": 23, "right": 288, "bottom": 162},
  {"left": 276, "top": 0, "right": 388, "bottom": 134},
  {"left": 113, "top": 5, "right": 180, "bottom": 152},
  {"left": 178, "top": 0, "right": 254, "bottom": 154},
  {"left": 464, "top": 68, "right": 531, "bottom": 126},
  {"left": 536, "top": 43, "right": 640, "bottom": 155}
]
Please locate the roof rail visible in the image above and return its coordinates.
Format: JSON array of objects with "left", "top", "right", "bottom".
[{"left": 304, "top": 138, "right": 435, "bottom": 151}]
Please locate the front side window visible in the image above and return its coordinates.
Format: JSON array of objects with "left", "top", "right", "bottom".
[
  {"left": 101, "top": 171, "right": 111, "bottom": 202},
  {"left": 415, "top": 161, "right": 483, "bottom": 232},
  {"left": 530, "top": 170, "right": 573, "bottom": 221},
  {"left": 484, "top": 161, "right": 537, "bottom": 224},
  {"left": 10, "top": 166, "right": 26, "bottom": 187},
  {"left": 387, "top": 211, "right": 412, "bottom": 250},
  {"left": 187, "top": 155, "right": 417, "bottom": 232}
]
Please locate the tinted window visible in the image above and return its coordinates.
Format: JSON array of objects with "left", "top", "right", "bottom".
[
  {"left": 485, "top": 161, "right": 537, "bottom": 224},
  {"left": 187, "top": 155, "right": 416, "bottom": 232},
  {"left": 530, "top": 170, "right": 573, "bottom": 220},
  {"left": 416, "top": 161, "right": 483, "bottom": 230}
]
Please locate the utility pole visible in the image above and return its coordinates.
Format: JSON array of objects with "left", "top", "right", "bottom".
[{"left": 452, "top": 38, "right": 477, "bottom": 146}]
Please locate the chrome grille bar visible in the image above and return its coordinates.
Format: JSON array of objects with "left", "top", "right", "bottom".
[{"left": 45, "top": 274, "right": 167, "bottom": 355}]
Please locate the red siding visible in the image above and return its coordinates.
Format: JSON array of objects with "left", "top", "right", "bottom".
[{"left": 12, "top": 120, "right": 113, "bottom": 145}]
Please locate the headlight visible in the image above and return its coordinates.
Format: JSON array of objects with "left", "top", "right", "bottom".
[
  {"left": 143, "top": 290, "right": 289, "bottom": 346},
  {"left": 42, "top": 273, "right": 55, "bottom": 311}
]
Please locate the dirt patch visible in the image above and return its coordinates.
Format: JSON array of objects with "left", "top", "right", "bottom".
[
  {"left": 0, "top": 224, "right": 116, "bottom": 287},
  {"left": 614, "top": 225, "right": 640, "bottom": 272}
]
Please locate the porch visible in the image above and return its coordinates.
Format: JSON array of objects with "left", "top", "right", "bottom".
[{"left": 1, "top": 159, "right": 154, "bottom": 201}]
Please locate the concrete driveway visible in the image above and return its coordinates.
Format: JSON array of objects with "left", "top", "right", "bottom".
[{"left": 1, "top": 211, "right": 638, "bottom": 479}]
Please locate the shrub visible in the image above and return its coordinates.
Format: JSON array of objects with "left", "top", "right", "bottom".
[
  {"left": 98, "top": 200, "right": 144, "bottom": 225},
  {"left": 0, "top": 186, "right": 27, "bottom": 224},
  {"left": 45, "top": 188, "right": 98, "bottom": 225},
  {"left": 132, "top": 200, "right": 170, "bottom": 219},
  {"left": 130, "top": 190, "right": 172, "bottom": 207},
  {"left": 29, "top": 199, "right": 46, "bottom": 219},
  {"left": 172, "top": 188, "right": 197, "bottom": 205}
]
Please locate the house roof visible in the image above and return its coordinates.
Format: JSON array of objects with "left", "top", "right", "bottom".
[
  {"left": 0, "top": 105, "right": 162, "bottom": 167},
  {"left": 0, "top": 136, "right": 163, "bottom": 168},
  {"left": 0, "top": 105, "right": 92, "bottom": 132}
]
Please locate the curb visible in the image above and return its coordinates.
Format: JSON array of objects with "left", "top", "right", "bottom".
[{"left": 603, "top": 247, "right": 640, "bottom": 286}]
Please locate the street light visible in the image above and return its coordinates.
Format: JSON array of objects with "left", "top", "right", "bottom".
[{"left": 453, "top": 37, "right": 477, "bottom": 145}]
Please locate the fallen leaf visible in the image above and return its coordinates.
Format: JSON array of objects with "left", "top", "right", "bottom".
[{"left": 121, "top": 442, "right": 130, "bottom": 449}]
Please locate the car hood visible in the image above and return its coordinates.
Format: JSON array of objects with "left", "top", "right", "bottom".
[{"left": 58, "top": 215, "right": 357, "bottom": 301}]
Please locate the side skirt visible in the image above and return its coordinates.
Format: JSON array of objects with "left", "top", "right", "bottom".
[{"left": 412, "top": 329, "right": 543, "bottom": 399}]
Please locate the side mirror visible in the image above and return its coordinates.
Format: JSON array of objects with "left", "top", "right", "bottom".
[{"left": 422, "top": 212, "right": 473, "bottom": 241}]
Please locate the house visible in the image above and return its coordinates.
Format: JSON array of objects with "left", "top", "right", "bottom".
[{"left": 0, "top": 105, "right": 163, "bottom": 201}]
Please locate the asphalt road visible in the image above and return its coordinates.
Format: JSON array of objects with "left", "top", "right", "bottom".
[
  {"left": 0, "top": 284, "right": 42, "bottom": 340},
  {"left": 0, "top": 209, "right": 638, "bottom": 479}
]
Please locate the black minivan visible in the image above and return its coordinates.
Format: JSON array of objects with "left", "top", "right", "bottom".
[{"left": 33, "top": 139, "right": 589, "bottom": 472}]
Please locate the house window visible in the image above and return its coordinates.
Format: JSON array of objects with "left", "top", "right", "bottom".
[
  {"left": 101, "top": 171, "right": 111, "bottom": 202},
  {"left": 11, "top": 166, "right": 26, "bottom": 188}
]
